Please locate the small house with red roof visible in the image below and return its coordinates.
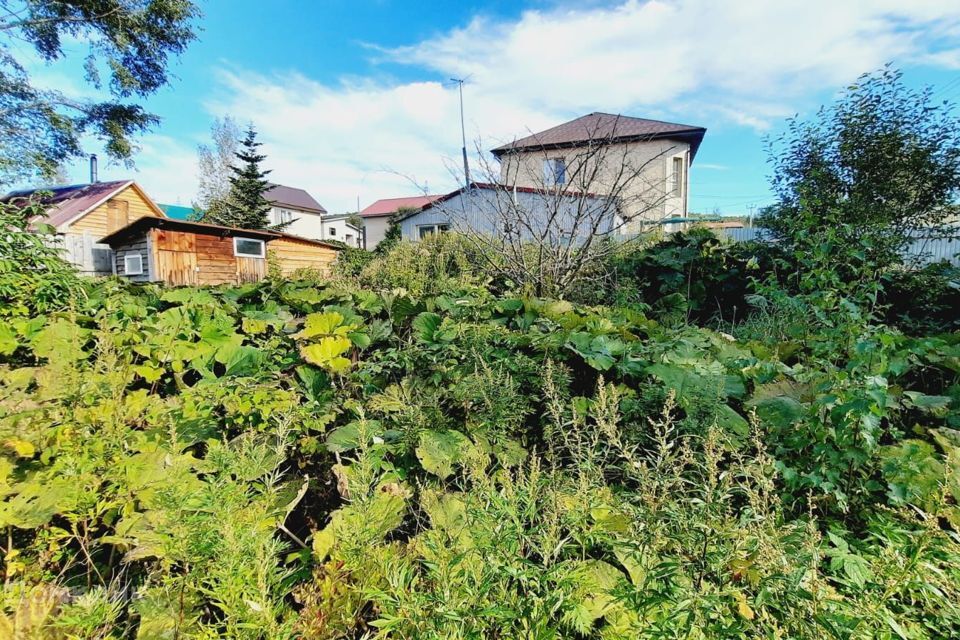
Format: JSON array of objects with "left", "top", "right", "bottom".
[
  {"left": 2, "top": 180, "right": 167, "bottom": 275},
  {"left": 359, "top": 194, "right": 443, "bottom": 249}
]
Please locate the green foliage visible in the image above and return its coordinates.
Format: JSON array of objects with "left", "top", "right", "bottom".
[
  {"left": 358, "top": 232, "right": 491, "bottom": 297},
  {"left": 600, "top": 228, "right": 783, "bottom": 324},
  {"left": 761, "top": 66, "right": 960, "bottom": 276},
  {"left": 0, "top": 196, "right": 79, "bottom": 316},
  {"left": 0, "top": 0, "right": 200, "bottom": 185},
  {"left": 204, "top": 126, "right": 274, "bottom": 230},
  {"left": 1, "top": 232, "right": 959, "bottom": 637},
  {"left": 331, "top": 244, "right": 375, "bottom": 278}
]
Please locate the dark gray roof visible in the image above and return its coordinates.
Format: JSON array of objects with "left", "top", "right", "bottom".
[
  {"left": 264, "top": 184, "right": 327, "bottom": 214},
  {"left": 491, "top": 112, "right": 706, "bottom": 160}
]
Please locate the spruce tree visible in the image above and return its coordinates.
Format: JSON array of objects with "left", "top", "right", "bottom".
[{"left": 208, "top": 125, "right": 273, "bottom": 229}]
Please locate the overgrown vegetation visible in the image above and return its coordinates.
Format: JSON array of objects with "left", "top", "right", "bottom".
[
  {"left": 2, "top": 227, "right": 960, "bottom": 637},
  {"left": 3, "top": 67, "right": 960, "bottom": 639}
]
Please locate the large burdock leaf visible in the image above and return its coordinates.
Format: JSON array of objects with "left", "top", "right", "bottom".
[
  {"left": 0, "top": 321, "right": 17, "bottom": 356},
  {"left": 31, "top": 318, "right": 89, "bottom": 361},
  {"left": 0, "top": 477, "right": 79, "bottom": 529},
  {"left": 326, "top": 422, "right": 362, "bottom": 453},
  {"left": 412, "top": 312, "right": 456, "bottom": 344},
  {"left": 216, "top": 344, "right": 263, "bottom": 377},
  {"left": 416, "top": 430, "right": 471, "bottom": 479},
  {"left": 296, "top": 311, "right": 352, "bottom": 340},
  {"left": 301, "top": 335, "right": 353, "bottom": 373}
]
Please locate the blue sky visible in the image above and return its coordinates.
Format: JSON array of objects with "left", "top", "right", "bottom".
[{"left": 47, "top": 0, "right": 960, "bottom": 215}]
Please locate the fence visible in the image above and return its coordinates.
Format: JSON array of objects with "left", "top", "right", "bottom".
[
  {"left": 50, "top": 233, "right": 115, "bottom": 276},
  {"left": 718, "top": 227, "right": 960, "bottom": 266}
]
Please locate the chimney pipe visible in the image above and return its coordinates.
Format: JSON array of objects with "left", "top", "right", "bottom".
[{"left": 90, "top": 154, "right": 98, "bottom": 184}]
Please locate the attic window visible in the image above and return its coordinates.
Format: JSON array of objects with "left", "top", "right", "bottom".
[
  {"left": 124, "top": 254, "right": 143, "bottom": 275},
  {"left": 234, "top": 237, "right": 266, "bottom": 258}
]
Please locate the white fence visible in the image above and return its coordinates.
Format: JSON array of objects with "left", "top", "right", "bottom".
[
  {"left": 50, "top": 233, "right": 115, "bottom": 276},
  {"left": 719, "top": 227, "right": 960, "bottom": 266}
]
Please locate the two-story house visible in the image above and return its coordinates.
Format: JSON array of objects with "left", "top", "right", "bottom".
[
  {"left": 492, "top": 112, "right": 706, "bottom": 234},
  {"left": 264, "top": 184, "right": 362, "bottom": 248},
  {"left": 264, "top": 184, "right": 328, "bottom": 236}
]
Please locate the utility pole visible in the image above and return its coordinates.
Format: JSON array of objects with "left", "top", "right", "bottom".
[{"left": 451, "top": 78, "right": 470, "bottom": 188}]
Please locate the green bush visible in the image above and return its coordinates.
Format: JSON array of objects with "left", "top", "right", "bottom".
[
  {"left": 0, "top": 195, "right": 79, "bottom": 316},
  {"left": 358, "top": 232, "right": 494, "bottom": 296}
]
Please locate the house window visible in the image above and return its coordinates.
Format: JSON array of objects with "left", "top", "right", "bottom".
[
  {"left": 345, "top": 233, "right": 353, "bottom": 244},
  {"left": 671, "top": 157, "right": 685, "bottom": 196},
  {"left": 543, "top": 158, "right": 566, "bottom": 186},
  {"left": 328, "top": 227, "right": 337, "bottom": 236},
  {"left": 418, "top": 223, "right": 451, "bottom": 239},
  {"left": 276, "top": 208, "right": 293, "bottom": 224},
  {"left": 124, "top": 253, "right": 143, "bottom": 275},
  {"left": 234, "top": 237, "right": 266, "bottom": 258}
]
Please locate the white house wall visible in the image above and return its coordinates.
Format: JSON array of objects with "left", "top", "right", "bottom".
[
  {"left": 363, "top": 216, "right": 390, "bottom": 249},
  {"left": 275, "top": 207, "right": 325, "bottom": 239}
]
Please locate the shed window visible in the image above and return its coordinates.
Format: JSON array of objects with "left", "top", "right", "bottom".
[
  {"left": 124, "top": 253, "right": 143, "bottom": 275},
  {"left": 418, "top": 223, "right": 451, "bottom": 239},
  {"left": 234, "top": 237, "right": 266, "bottom": 258}
]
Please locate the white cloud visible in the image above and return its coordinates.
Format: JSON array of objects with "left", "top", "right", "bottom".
[{"left": 133, "top": 0, "right": 960, "bottom": 211}]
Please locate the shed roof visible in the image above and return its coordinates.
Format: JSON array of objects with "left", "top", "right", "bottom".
[
  {"left": 99, "top": 216, "right": 342, "bottom": 250},
  {"left": 264, "top": 184, "right": 327, "bottom": 214},
  {"left": 491, "top": 112, "right": 706, "bottom": 160},
  {"left": 158, "top": 203, "right": 197, "bottom": 220}
]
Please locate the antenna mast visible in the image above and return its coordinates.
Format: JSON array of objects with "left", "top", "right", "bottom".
[{"left": 452, "top": 78, "right": 470, "bottom": 188}]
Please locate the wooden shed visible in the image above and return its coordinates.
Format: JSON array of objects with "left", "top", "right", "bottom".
[{"left": 100, "top": 218, "right": 341, "bottom": 286}]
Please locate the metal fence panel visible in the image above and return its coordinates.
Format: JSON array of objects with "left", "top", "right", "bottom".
[{"left": 718, "top": 227, "right": 959, "bottom": 266}]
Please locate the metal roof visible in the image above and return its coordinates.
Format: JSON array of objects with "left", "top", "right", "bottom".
[
  {"left": 264, "top": 184, "right": 327, "bottom": 214},
  {"left": 491, "top": 112, "right": 706, "bottom": 160},
  {"left": 99, "top": 216, "right": 342, "bottom": 250},
  {"left": 359, "top": 195, "right": 444, "bottom": 218}
]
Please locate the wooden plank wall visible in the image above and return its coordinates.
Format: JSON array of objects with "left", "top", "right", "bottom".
[
  {"left": 67, "top": 185, "right": 161, "bottom": 237},
  {"left": 149, "top": 229, "right": 269, "bottom": 286},
  {"left": 194, "top": 233, "right": 243, "bottom": 285},
  {"left": 270, "top": 237, "right": 339, "bottom": 276},
  {"left": 51, "top": 233, "right": 114, "bottom": 276}
]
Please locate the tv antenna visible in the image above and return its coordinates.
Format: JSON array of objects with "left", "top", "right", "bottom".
[{"left": 450, "top": 77, "right": 471, "bottom": 188}]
